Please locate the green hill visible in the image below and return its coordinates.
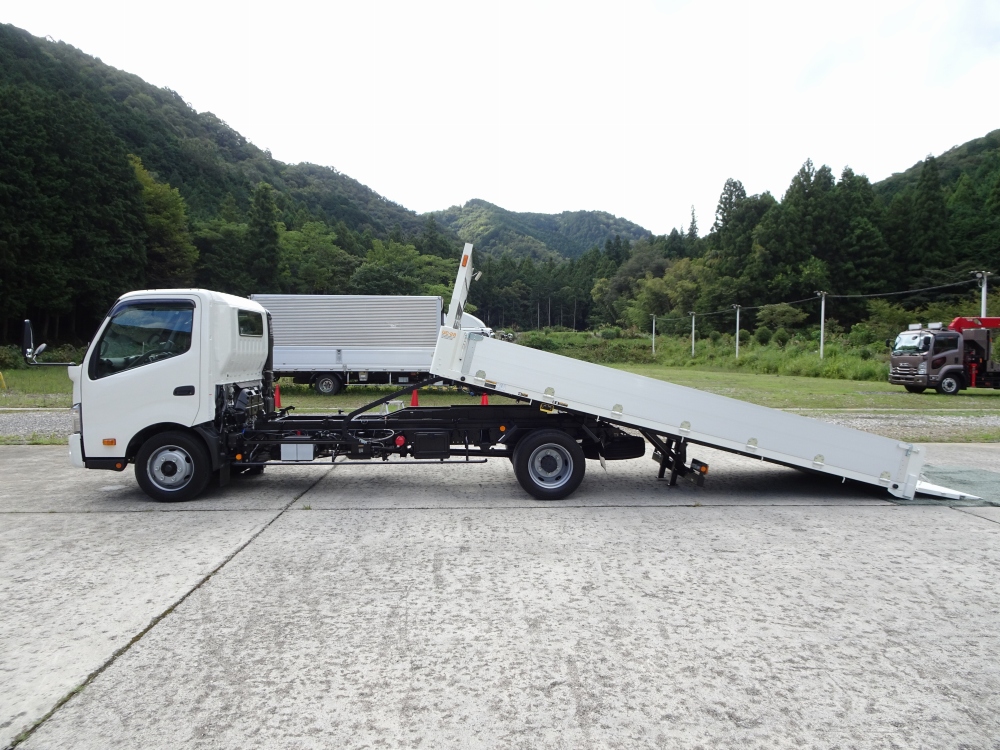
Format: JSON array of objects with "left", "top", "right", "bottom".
[
  {"left": 435, "top": 199, "right": 651, "bottom": 260},
  {"left": 0, "top": 23, "right": 426, "bottom": 235},
  {"left": 874, "top": 129, "right": 1000, "bottom": 200}
]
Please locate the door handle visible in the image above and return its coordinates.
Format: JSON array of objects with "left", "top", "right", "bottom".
[{"left": 173, "top": 385, "right": 195, "bottom": 396}]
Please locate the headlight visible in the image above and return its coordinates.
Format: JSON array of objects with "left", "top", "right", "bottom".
[
  {"left": 917, "top": 363, "right": 927, "bottom": 375},
  {"left": 71, "top": 403, "right": 82, "bottom": 434}
]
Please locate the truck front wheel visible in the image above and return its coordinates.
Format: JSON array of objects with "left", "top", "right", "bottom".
[
  {"left": 512, "top": 429, "right": 586, "bottom": 500},
  {"left": 314, "top": 374, "right": 343, "bottom": 396},
  {"left": 904, "top": 385, "right": 926, "bottom": 394},
  {"left": 936, "top": 375, "right": 963, "bottom": 395},
  {"left": 135, "top": 431, "right": 211, "bottom": 502}
]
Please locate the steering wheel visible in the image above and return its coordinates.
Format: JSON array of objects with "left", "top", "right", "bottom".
[{"left": 132, "top": 341, "right": 174, "bottom": 367}]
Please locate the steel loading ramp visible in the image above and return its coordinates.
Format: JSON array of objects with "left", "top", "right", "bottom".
[{"left": 432, "top": 245, "right": 977, "bottom": 501}]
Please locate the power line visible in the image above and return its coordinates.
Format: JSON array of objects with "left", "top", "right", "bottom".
[
  {"left": 827, "top": 278, "right": 978, "bottom": 299},
  {"left": 652, "top": 278, "right": 980, "bottom": 323}
]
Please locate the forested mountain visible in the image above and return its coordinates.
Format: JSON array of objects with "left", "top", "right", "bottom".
[
  {"left": 1, "top": 22, "right": 998, "bottom": 347},
  {"left": 0, "top": 24, "right": 654, "bottom": 342},
  {"left": 434, "top": 199, "right": 650, "bottom": 260}
]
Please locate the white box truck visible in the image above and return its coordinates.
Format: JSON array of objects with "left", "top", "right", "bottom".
[
  {"left": 24, "top": 245, "right": 974, "bottom": 504},
  {"left": 250, "top": 294, "right": 443, "bottom": 395}
]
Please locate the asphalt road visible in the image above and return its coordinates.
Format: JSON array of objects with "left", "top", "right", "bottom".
[{"left": 2, "top": 444, "right": 999, "bottom": 749}]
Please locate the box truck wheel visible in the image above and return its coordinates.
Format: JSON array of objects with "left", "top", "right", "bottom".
[
  {"left": 314, "top": 374, "right": 343, "bottom": 396},
  {"left": 135, "top": 431, "right": 211, "bottom": 502},
  {"left": 936, "top": 375, "right": 962, "bottom": 395},
  {"left": 904, "top": 385, "right": 926, "bottom": 394},
  {"left": 512, "top": 429, "right": 585, "bottom": 500}
]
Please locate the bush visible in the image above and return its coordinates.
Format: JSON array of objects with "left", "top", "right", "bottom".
[
  {"left": 772, "top": 327, "right": 790, "bottom": 347},
  {"left": 754, "top": 326, "right": 773, "bottom": 345},
  {"left": 0, "top": 345, "right": 27, "bottom": 370},
  {"left": 709, "top": 330, "right": 722, "bottom": 343},
  {"left": 738, "top": 329, "right": 751, "bottom": 344},
  {"left": 518, "top": 332, "right": 558, "bottom": 351},
  {"left": 598, "top": 327, "right": 621, "bottom": 340}
]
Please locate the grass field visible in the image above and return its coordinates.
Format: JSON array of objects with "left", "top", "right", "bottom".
[{"left": 3, "top": 362, "right": 1000, "bottom": 413}]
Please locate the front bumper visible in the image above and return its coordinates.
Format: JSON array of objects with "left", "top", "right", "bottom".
[
  {"left": 68, "top": 434, "right": 84, "bottom": 468},
  {"left": 889, "top": 374, "right": 928, "bottom": 386}
]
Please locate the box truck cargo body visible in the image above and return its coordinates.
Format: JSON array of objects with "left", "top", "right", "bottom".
[{"left": 250, "top": 294, "right": 443, "bottom": 394}]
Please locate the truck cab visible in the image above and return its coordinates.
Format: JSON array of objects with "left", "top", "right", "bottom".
[
  {"left": 889, "top": 318, "right": 1000, "bottom": 394},
  {"left": 61, "top": 289, "right": 271, "bottom": 497}
]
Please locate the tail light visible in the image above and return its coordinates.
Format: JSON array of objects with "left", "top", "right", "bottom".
[{"left": 71, "top": 403, "right": 82, "bottom": 434}]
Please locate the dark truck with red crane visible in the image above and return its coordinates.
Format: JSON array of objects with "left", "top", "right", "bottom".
[{"left": 889, "top": 317, "right": 1000, "bottom": 394}]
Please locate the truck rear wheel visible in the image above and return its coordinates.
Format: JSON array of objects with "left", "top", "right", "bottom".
[
  {"left": 936, "top": 375, "right": 962, "bottom": 395},
  {"left": 135, "top": 431, "right": 211, "bottom": 502},
  {"left": 904, "top": 385, "right": 926, "bottom": 394},
  {"left": 512, "top": 429, "right": 585, "bottom": 500},
  {"left": 314, "top": 373, "right": 343, "bottom": 396}
]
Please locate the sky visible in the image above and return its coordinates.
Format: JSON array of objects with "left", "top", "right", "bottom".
[{"left": 5, "top": 0, "right": 1000, "bottom": 235}]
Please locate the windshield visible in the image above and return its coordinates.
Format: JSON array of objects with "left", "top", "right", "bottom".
[
  {"left": 92, "top": 302, "right": 194, "bottom": 379},
  {"left": 893, "top": 332, "right": 930, "bottom": 354}
]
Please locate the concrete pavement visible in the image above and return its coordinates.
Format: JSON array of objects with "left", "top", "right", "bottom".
[{"left": 2, "top": 444, "right": 999, "bottom": 749}]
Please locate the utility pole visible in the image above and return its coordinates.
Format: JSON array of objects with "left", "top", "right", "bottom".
[
  {"left": 689, "top": 312, "right": 696, "bottom": 357},
  {"left": 733, "top": 304, "right": 741, "bottom": 358},
  {"left": 815, "top": 291, "right": 827, "bottom": 359},
  {"left": 573, "top": 298, "right": 577, "bottom": 331},
  {"left": 548, "top": 297, "right": 551, "bottom": 328},
  {"left": 972, "top": 271, "right": 993, "bottom": 317},
  {"left": 650, "top": 314, "right": 656, "bottom": 355},
  {"left": 537, "top": 302, "right": 540, "bottom": 330}
]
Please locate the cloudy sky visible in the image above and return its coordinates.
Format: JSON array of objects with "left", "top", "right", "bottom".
[{"left": 6, "top": 0, "right": 1000, "bottom": 235}]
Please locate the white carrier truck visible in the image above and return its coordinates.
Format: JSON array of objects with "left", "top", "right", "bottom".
[
  {"left": 250, "top": 294, "right": 443, "bottom": 395},
  {"left": 25, "top": 245, "right": 975, "bottom": 503}
]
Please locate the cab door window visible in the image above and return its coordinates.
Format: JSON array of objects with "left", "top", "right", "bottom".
[
  {"left": 90, "top": 301, "right": 194, "bottom": 379},
  {"left": 933, "top": 334, "right": 960, "bottom": 354}
]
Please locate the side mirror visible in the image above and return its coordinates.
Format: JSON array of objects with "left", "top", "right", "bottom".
[
  {"left": 22, "top": 319, "right": 34, "bottom": 359},
  {"left": 885, "top": 339, "right": 892, "bottom": 349},
  {"left": 21, "top": 318, "right": 76, "bottom": 367}
]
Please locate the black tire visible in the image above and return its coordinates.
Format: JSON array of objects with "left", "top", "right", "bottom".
[
  {"left": 135, "top": 430, "right": 211, "bottom": 502},
  {"left": 512, "top": 429, "right": 586, "bottom": 500},
  {"left": 314, "top": 373, "right": 343, "bottom": 396},
  {"left": 904, "top": 385, "right": 926, "bottom": 394},
  {"left": 936, "top": 375, "right": 962, "bottom": 395}
]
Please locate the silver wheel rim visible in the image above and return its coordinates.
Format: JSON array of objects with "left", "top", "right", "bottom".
[
  {"left": 317, "top": 377, "right": 335, "bottom": 393},
  {"left": 147, "top": 445, "right": 195, "bottom": 492},
  {"left": 527, "top": 443, "right": 573, "bottom": 490},
  {"left": 943, "top": 378, "right": 958, "bottom": 393}
]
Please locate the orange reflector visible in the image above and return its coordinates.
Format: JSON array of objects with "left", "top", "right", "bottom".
[
  {"left": 461, "top": 255, "right": 469, "bottom": 267},
  {"left": 103, "top": 438, "right": 116, "bottom": 446},
  {"left": 700, "top": 464, "right": 709, "bottom": 473},
  {"left": 499, "top": 425, "right": 506, "bottom": 432},
  {"left": 235, "top": 453, "right": 243, "bottom": 461},
  {"left": 114, "top": 462, "right": 123, "bottom": 470}
]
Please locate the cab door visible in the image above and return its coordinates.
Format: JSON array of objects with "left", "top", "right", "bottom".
[{"left": 80, "top": 298, "right": 202, "bottom": 461}]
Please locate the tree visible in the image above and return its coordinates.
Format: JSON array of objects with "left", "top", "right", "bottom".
[
  {"left": 278, "top": 222, "right": 358, "bottom": 294},
  {"left": 911, "top": 156, "right": 950, "bottom": 270},
  {"left": 349, "top": 240, "right": 424, "bottom": 295},
  {"left": 414, "top": 215, "right": 456, "bottom": 258},
  {"left": 247, "top": 182, "right": 281, "bottom": 292},
  {"left": 756, "top": 303, "right": 808, "bottom": 329},
  {"left": 712, "top": 178, "right": 747, "bottom": 233},
  {"left": 0, "top": 84, "right": 145, "bottom": 337},
  {"left": 129, "top": 155, "right": 198, "bottom": 287},
  {"left": 686, "top": 206, "right": 699, "bottom": 242}
]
